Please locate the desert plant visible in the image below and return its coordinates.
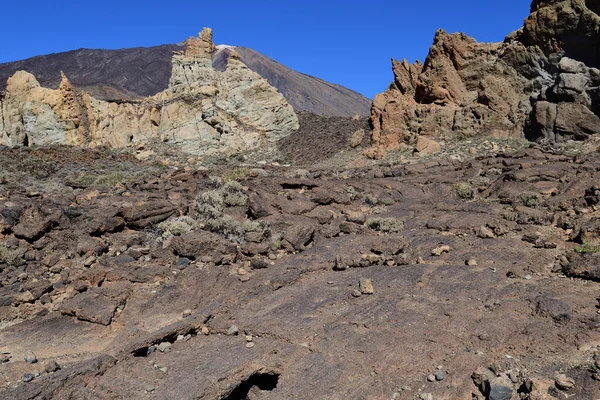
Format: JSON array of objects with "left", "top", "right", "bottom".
[
  {"left": 365, "top": 218, "right": 405, "bottom": 233},
  {"left": 0, "top": 244, "right": 22, "bottom": 266},
  {"left": 520, "top": 192, "right": 542, "bottom": 207},
  {"left": 157, "top": 216, "right": 198, "bottom": 236},
  {"left": 363, "top": 194, "right": 379, "bottom": 206},
  {"left": 454, "top": 182, "right": 477, "bottom": 200},
  {"left": 574, "top": 241, "right": 600, "bottom": 254},
  {"left": 345, "top": 185, "right": 359, "bottom": 201},
  {"left": 502, "top": 211, "right": 518, "bottom": 222},
  {"left": 222, "top": 168, "right": 250, "bottom": 183}
]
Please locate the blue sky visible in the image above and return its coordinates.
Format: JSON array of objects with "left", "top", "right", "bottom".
[{"left": 0, "top": 0, "right": 530, "bottom": 99}]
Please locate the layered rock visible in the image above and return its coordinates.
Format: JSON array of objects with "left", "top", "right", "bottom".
[
  {"left": 0, "top": 28, "right": 299, "bottom": 156},
  {"left": 370, "top": 0, "right": 600, "bottom": 153}
]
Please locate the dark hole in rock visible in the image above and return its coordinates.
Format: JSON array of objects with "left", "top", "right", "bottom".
[{"left": 221, "top": 372, "right": 280, "bottom": 400}]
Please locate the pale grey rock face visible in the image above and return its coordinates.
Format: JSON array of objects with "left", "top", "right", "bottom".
[{"left": 0, "top": 28, "right": 299, "bottom": 156}]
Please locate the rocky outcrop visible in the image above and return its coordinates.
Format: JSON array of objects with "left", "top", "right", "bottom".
[
  {"left": 0, "top": 28, "right": 299, "bottom": 156},
  {"left": 0, "top": 41, "right": 372, "bottom": 118},
  {"left": 370, "top": 0, "right": 600, "bottom": 154}
]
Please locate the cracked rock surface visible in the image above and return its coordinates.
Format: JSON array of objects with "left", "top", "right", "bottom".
[{"left": 0, "top": 145, "right": 599, "bottom": 399}]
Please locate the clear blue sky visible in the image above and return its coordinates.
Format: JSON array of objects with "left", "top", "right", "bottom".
[{"left": 0, "top": 0, "right": 530, "bottom": 99}]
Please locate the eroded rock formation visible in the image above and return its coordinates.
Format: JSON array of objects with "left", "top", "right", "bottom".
[
  {"left": 0, "top": 28, "right": 299, "bottom": 156},
  {"left": 371, "top": 0, "right": 600, "bottom": 154}
]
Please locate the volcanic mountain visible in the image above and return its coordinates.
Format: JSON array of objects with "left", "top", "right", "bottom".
[{"left": 0, "top": 42, "right": 371, "bottom": 117}]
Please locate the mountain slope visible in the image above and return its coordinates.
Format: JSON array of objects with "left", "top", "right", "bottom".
[{"left": 0, "top": 43, "right": 371, "bottom": 116}]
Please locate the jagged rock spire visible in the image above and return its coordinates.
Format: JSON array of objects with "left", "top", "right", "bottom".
[{"left": 184, "top": 27, "right": 215, "bottom": 58}]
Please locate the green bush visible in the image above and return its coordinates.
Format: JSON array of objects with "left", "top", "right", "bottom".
[
  {"left": 0, "top": 244, "right": 22, "bottom": 266},
  {"left": 363, "top": 194, "right": 379, "bottom": 206},
  {"left": 157, "top": 216, "right": 198, "bottom": 236},
  {"left": 454, "top": 182, "right": 476, "bottom": 200},
  {"left": 365, "top": 218, "right": 405, "bottom": 233},
  {"left": 520, "top": 192, "right": 542, "bottom": 207},
  {"left": 574, "top": 242, "right": 600, "bottom": 254}
]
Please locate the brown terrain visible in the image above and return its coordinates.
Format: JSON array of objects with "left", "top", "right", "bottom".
[{"left": 1, "top": 0, "right": 600, "bottom": 399}]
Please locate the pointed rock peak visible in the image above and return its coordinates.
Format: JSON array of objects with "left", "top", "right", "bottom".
[
  {"left": 185, "top": 27, "right": 215, "bottom": 58},
  {"left": 59, "top": 71, "right": 73, "bottom": 89},
  {"left": 228, "top": 49, "right": 241, "bottom": 60}
]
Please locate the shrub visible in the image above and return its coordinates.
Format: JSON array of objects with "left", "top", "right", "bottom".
[
  {"left": 196, "top": 181, "right": 268, "bottom": 243},
  {"left": 0, "top": 244, "right": 22, "bottom": 266},
  {"left": 365, "top": 218, "right": 405, "bottom": 233},
  {"left": 454, "top": 182, "right": 476, "bottom": 200},
  {"left": 157, "top": 216, "right": 198, "bottom": 236},
  {"left": 363, "top": 194, "right": 379, "bottom": 206},
  {"left": 222, "top": 168, "right": 250, "bottom": 182},
  {"left": 520, "top": 192, "right": 542, "bottom": 207},
  {"left": 574, "top": 242, "right": 600, "bottom": 254}
]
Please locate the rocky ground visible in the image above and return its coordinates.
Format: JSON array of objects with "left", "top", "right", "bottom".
[{"left": 1, "top": 135, "right": 600, "bottom": 400}]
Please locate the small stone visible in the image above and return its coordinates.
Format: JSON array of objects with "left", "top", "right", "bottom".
[
  {"left": 238, "top": 268, "right": 248, "bottom": 276},
  {"left": 23, "top": 373, "right": 34, "bottom": 383},
  {"left": 427, "top": 374, "right": 436, "bottom": 382},
  {"left": 593, "top": 372, "right": 600, "bottom": 381},
  {"left": 176, "top": 257, "right": 190, "bottom": 268},
  {"left": 83, "top": 255, "right": 96, "bottom": 267},
  {"left": 0, "top": 354, "right": 10, "bottom": 363},
  {"left": 201, "top": 326, "right": 210, "bottom": 335},
  {"left": 555, "top": 374, "right": 575, "bottom": 390},
  {"left": 239, "top": 275, "right": 251, "bottom": 282},
  {"left": 435, "top": 370, "right": 445, "bottom": 381},
  {"left": 508, "top": 370, "right": 519, "bottom": 384},
  {"left": 157, "top": 342, "right": 172, "bottom": 353},
  {"left": 227, "top": 325, "right": 239, "bottom": 336},
  {"left": 431, "top": 245, "right": 450, "bottom": 256},
  {"left": 159, "top": 367, "right": 168, "bottom": 373},
  {"left": 417, "top": 256, "right": 425, "bottom": 264},
  {"left": 245, "top": 335, "right": 253, "bottom": 342},
  {"left": 467, "top": 258, "right": 478, "bottom": 267},
  {"left": 351, "top": 289, "right": 362, "bottom": 298},
  {"left": 477, "top": 225, "right": 495, "bottom": 239},
  {"left": 485, "top": 375, "right": 514, "bottom": 400},
  {"left": 420, "top": 394, "right": 433, "bottom": 400},
  {"left": 250, "top": 258, "right": 268, "bottom": 270},
  {"left": 246, "top": 342, "right": 255, "bottom": 349},
  {"left": 176, "top": 335, "right": 185, "bottom": 342},
  {"left": 359, "top": 278, "right": 374, "bottom": 294},
  {"left": 145, "top": 385, "right": 155, "bottom": 393},
  {"left": 182, "top": 309, "right": 192, "bottom": 318},
  {"left": 41, "top": 359, "right": 60, "bottom": 373},
  {"left": 25, "top": 351, "right": 37, "bottom": 364}
]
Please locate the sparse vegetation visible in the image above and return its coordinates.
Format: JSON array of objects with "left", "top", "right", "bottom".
[
  {"left": 502, "top": 211, "right": 518, "bottom": 222},
  {"left": 454, "top": 182, "right": 477, "bottom": 200},
  {"left": 520, "top": 192, "right": 542, "bottom": 207},
  {"left": 157, "top": 216, "right": 199, "bottom": 236},
  {"left": 222, "top": 168, "right": 251, "bottom": 182},
  {"left": 196, "top": 178, "right": 268, "bottom": 243},
  {"left": 345, "top": 185, "right": 359, "bottom": 201},
  {"left": 363, "top": 194, "right": 379, "bottom": 206},
  {"left": 574, "top": 241, "right": 600, "bottom": 254},
  {"left": 0, "top": 244, "right": 22, "bottom": 266},
  {"left": 365, "top": 218, "right": 405, "bottom": 233}
]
